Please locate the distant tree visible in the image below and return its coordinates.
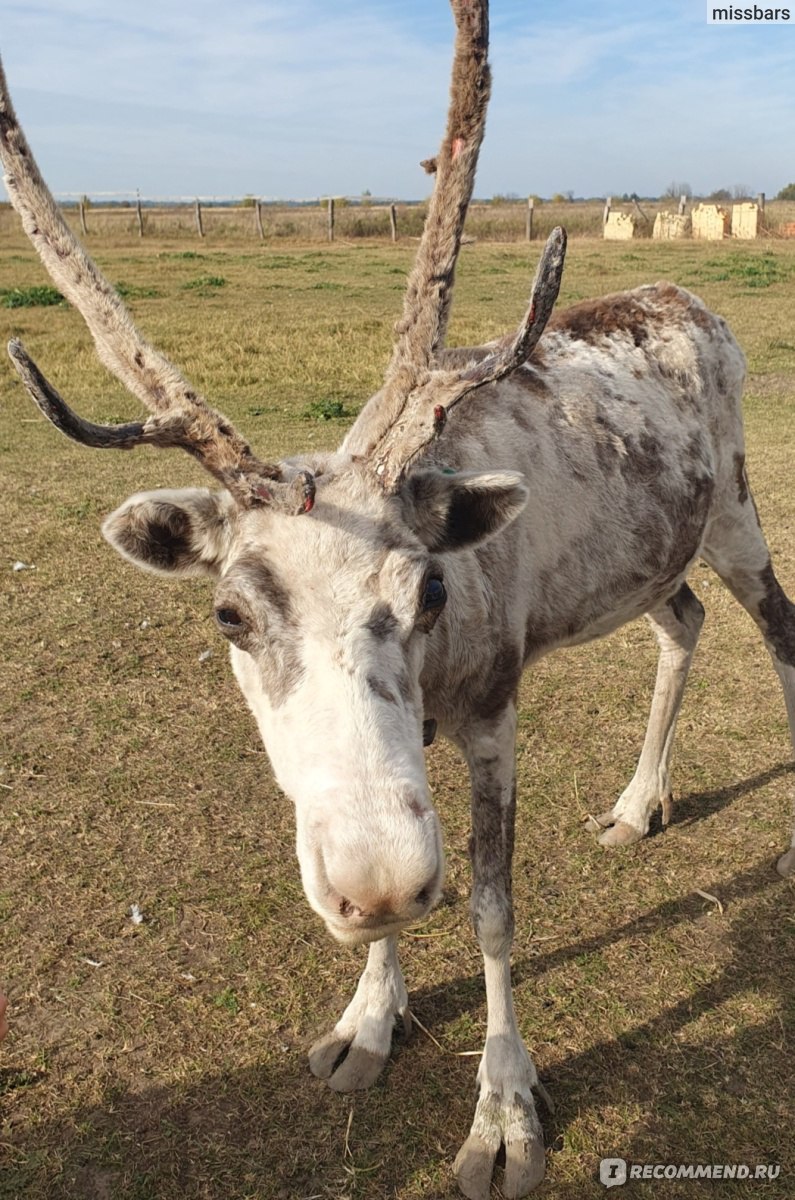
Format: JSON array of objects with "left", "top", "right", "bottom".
[
  {"left": 707, "top": 187, "right": 732, "bottom": 203},
  {"left": 550, "top": 192, "right": 566, "bottom": 204},
  {"left": 564, "top": 189, "right": 574, "bottom": 202},
  {"left": 732, "top": 183, "right": 753, "bottom": 201},
  {"left": 360, "top": 189, "right": 372, "bottom": 207},
  {"left": 240, "top": 194, "right": 256, "bottom": 208},
  {"left": 663, "top": 181, "right": 692, "bottom": 200},
  {"left": 777, "top": 182, "right": 795, "bottom": 201},
  {"left": 491, "top": 192, "right": 520, "bottom": 204}
]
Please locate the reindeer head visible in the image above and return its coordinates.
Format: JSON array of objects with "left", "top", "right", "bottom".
[{"left": 0, "top": 0, "right": 564, "bottom": 945}]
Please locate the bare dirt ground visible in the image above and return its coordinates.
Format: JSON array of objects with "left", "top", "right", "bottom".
[{"left": 1, "top": 233, "right": 794, "bottom": 1199}]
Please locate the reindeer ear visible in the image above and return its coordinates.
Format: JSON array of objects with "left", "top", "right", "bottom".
[
  {"left": 102, "top": 488, "right": 238, "bottom": 577},
  {"left": 399, "top": 469, "right": 528, "bottom": 553}
]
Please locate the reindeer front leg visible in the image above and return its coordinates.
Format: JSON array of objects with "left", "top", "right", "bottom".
[
  {"left": 454, "top": 706, "right": 546, "bottom": 1200},
  {"left": 308, "top": 934, "right": 410, "bottom": 1091}
]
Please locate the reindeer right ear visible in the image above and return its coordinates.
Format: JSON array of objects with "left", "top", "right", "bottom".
[
  {"left": 399, "top": 469, "right": 528, "bottom": 553},
  {"left": 102, "top": 488, "right": 238, "bottom": 578}
]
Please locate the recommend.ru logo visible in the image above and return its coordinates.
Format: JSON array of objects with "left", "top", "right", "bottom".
[{"left": 600, "top": 1159, "right": 628, "bottom": 1187}]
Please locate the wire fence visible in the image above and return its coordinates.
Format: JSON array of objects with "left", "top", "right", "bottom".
[{"left": 2, "top": 197, "right": 795, "bottom": 244}]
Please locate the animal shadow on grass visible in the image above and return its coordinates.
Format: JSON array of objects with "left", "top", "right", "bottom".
[
  {"left": 659, "top": 760, "right": 794, "bottom": 836},
  {"left": 531, "top": 857, "right": 794, "bottom": 1199}
]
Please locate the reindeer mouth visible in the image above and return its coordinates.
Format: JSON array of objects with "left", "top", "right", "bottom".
[{"left": 324, "top": 912, "right": 413, "bottom": 947}]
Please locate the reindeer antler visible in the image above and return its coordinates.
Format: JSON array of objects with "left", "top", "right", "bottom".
[
  {"left": 343, "top": 1, "right": 567, "bottom": 490},
  {"left": 0, "top": 59, "right": 311, "bottom": 513},
  {"left": 387, "top": 0, "right": 491, "bottom": 386}
]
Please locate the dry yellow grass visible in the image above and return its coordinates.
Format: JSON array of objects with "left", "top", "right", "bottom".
[{"left": 1, "top": 230, "right": 794, "bottom": 1199}]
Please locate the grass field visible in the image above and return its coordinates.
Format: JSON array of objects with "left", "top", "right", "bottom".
[{"left": 1, "top": 230, "right": 794, "bottom": 1200}]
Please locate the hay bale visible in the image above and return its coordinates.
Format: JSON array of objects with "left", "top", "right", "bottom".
[
  {"left": 604, "top": 211, "right": 637, "bottom": 241},
  {"left": 652, "top": 211, "right": 691, "bottom": 240},
  {"left": 692, "top": 203, "right": 730, "bottom": 240},
  {"left": 731, "top": 202, "right": 759, "bottom": 239}
]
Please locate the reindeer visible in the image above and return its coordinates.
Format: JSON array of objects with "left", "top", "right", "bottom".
[{"left": 2, "top": 3, "right": 794, "bottom": 1197}]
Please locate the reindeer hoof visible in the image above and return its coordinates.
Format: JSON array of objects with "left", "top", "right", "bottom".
[
  {"left": 504, "top": 1133, "right": 547, "bottom": 1198},
  {"left": 598, "top": 820, "right": 644, "bottom": 848},
  {"left": 453, "top": 1090, "right": 545, "bottom": 1199},
  {"left": 583, "top": 810, "right": 615, "bottom": 834},
  {"left": 308, "top": 1031, "right": 349, "bottom": 1079},
  {"left": 453, "top": 1130, "right": 545, "bottom": 1200},
  {"left": 453, "top": 1134, "right": 496, "bottom": 1200},
  {"left": 776, "top": 848, "right": 795, "bottom": 878},
  {"left": 327, "top": 1045, "right": 388, "bottom": 1091},
  {"left": 309, "top": 1031, "right": 388, "bottom": 1091}
]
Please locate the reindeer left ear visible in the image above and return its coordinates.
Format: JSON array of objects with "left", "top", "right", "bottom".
[
  {"left": 103, "top": 488, "right": 238, "bottom": 578},
  {"left": 399, "top": 469, "right": 528, "bottom": 553}
]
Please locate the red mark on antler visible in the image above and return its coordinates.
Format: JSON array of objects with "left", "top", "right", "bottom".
[
  {"left": 300, "top": 470, "right": 316, "bottom": 514},
  {"left": 451, "top": 137, "right": 465, "bottom": 160},
  {"left": 255, "top": 484, "right": 272, "bottom": 502}
]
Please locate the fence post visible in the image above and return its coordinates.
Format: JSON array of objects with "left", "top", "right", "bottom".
[
  {"left": 136, "top": 193, "right": 144, "bottom": 238},
  {"left": 389, "top": 203, "right": 398, "bottom": 242},
  {"left": 195, "top": 198, "right": 204, "bottom": 238},
  {"left": 526, "top": 197, "right": 534, "bottom": 241},
  {"left": 79, "top": 198, "right": 88, "bottom": 236},
  {"left": 756, "top": 192, "right": 765, "bottom": 212},
  {"left": 603, "top": 196, "right": 612, "bottom": 227},
  {"left": 255, "top": 200, "right": 264, "bottom": 240},
  {"left": 327, "top": 197, "right": 335, "bottom": 242},
  {"left": 678, "top": 194, "right": 687, "bottom": 216}
]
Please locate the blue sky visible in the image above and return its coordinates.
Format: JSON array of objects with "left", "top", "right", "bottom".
[{"left": 2, "top": 0, "right": 794, "bottom": 201}]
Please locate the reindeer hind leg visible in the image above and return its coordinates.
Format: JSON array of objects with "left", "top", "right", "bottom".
[
  {"left": 701, "top": 498, "right": 795, "bottom": 876},
  {"left": 591, "top": 582, "right": 705, "bottom": 848}
]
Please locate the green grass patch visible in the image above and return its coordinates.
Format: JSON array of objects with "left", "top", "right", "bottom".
[
  {"left": 302, "top": 397, "right": 352, "bottom": 420},
  {"left": 212, "top": 988, "right": 240, "bottom": 1016},
  {"left": 181, "top": 274, "right": 226, "bottom": 291},
  {"left": 115, "top": 281, "right": 162, "bottom": 300},
  {"left": 0, "top": 284, "right": 64, "bottom": 307},
  {"left": 696, "top": 252, "right": 792, "bottom": 289}
]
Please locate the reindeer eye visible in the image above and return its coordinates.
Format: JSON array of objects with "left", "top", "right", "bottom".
[
  {"left": 421, "top": 578, "right": 446, "bottom": 612},
  {"left": 215, "top": 607, "right": 243, "bottom": 630}
]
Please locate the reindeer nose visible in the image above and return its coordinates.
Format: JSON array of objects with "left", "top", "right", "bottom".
[
  {"left": 333, "top": 891, "right": 397, "bottom": 923},
  {"left": 333, "top": 874, "right": 438, "bottom": 924}
]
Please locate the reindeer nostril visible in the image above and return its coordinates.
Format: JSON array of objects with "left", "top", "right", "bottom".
[
  {"left": 339, "top": 897, "right": 355, "bottom": 918},
  {"left": 415, "top": 887, "right": 431, "bottom": 907}
]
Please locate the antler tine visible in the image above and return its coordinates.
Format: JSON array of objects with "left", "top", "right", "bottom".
[
  {"left": 6, "top": 340, "right": 318, "bottom": 511},
  {"left": 8, "top": 340, "right": 149, "bottom": 449},
  {"left": 0, "top": 59, "right": 305, "bottom": 510},
  {"left": 367, "top": 226, "right": 567, "bottom": 488},
  {"left": 386, "top": 0, "right": 490, "bottom": 390},
  {"left": 460, "top": 226, "right": 567, "bottom": 387}
]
